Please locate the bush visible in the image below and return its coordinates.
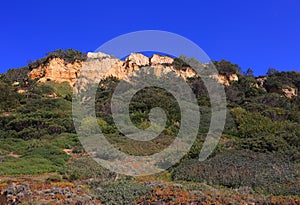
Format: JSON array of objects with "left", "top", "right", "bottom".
[
  {"left": 213, "top": 60, "right": 240, "bottom": 76},
  {"left": 91, "top": 180, "right": 150, "bottom": 204},
  {"left": 172, "top": 57, "right": 190, "bottom": 70},
  {"left": 231, "top": 107, "right": 300, "bottom": 152},
  {"left": 172, "top": 150, "right": 299, "bottom": 194},
  {"left": 49, "top": 133, "right": 80, "bottom": 149},
  {"left": 60, "top": 158, "right": 115, "bottom": 180},
  {"left": 264, "top": 71, "right": 300, "bottom": 92},
  {"left": 0, "top": 138, "right": 29, "bottom": 154},
  {"left": 23, "top": 145, "right": 69, "bottom": 167},
  {"left": 44, "top": 81, "right": 72, "bottom": 98},
  {"left": 0, "top": 81, "right": 23, "bottom": 112},
  {"left": 0, "top": 157, "right": 59, "bottom": 175},
  {"left": 0, "top": 67, "right": 30, "bottom": 84},
  {"left": 240, "top": 132, "right": 291, "bottom": 153},
  {"left": 29, "top": 49, "right": 87, "bottom": 69}
]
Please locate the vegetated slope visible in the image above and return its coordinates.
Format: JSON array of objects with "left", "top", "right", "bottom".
[{"left": 0, "top": 49, "right": 299, "bottom": 204}]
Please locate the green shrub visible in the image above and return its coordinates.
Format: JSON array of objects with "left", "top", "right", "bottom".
[
  {"left": 264, "top": 71, "right": 300, "bottom": 92},
  {"left": 91, "top": 180, "right": 150, "bottom": 205},
  {"left": 172, "top": 57, "right": 190, "bottom": 70},
  {"left": 213, "top": 59, "right": 240, "bottom": 76},
  {"left": 0, "top": 138, "right": 29, "bottom": 155},
  {"left": 0, "top": 81, "right": 23, "bottom": 112},
  {"left": 49, "top": 133, "right": 80, "bottom": 149},
  {"left": 60, "top": 157, "right": 115, "bottom": 180},
  {"left": 231, "top": 107, "right": 300, "bottom": 152},
  {"left": 23, "top": 145, "right": 69, "bottom": 167},
  {"left": 29, "top": 49, "right": 86, "bottom": 69},
  {"left": 0, "top": 67, "right": 30, "bottom": 84},
  {"left": 44, "top": 81, "right": 72, "bottom": 98},
  {"left": 0, "top": 157, "right": 59, "bottom": 175},
  {"left": 240, "top": 132, "right": 291, "bottom": 153},
  {"left": 172, "top": 150, "right": 299, "bottom": 195}
]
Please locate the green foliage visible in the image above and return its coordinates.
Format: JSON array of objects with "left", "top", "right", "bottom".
[
  {"left": 0, "top": 67, "right": 30, "bottom": 84},
  {"left": 49, "top": 133, "right": 80, "bottom": 149},
  {"left": 23, "top": 145, "right": 70, "bottom": 167},
  {"left": 241, "top": 132, "right": 291, "bottom": 153},
  {"left": 244, "top": 68, "right": 254, "bottom": 77},
  {"left": 0, "top": 157, "right": 60, "bottom": 175},
  {"left": 0, "top": 81, "right": 24, "bottom": 112},
  {"left": 231, "top": 107, "right": 278, "bottom": 137},
  {"left": 0, "top": 138, "right": 30, "bottom": 155},
  {"left": 29, "top": 48, "right": 87, "bottom": 69},
  {"left": 172, "top": 150, "right": 299, "bottom": 195},
  {"left": 0, "top": 141, "right": 70, "bottom": 175},
  {"left": 60, "top": 157, "right": 115, "bottom": 180},
  {"left": 187, "top": 77, "right": 209, "bottom": 98},
  {"left": 91, "top": 180, "right": 150, "bottom": 205},
  {"left": 228, "top": 75, "right": 265, "bottom": 101},
  {"left": 172, "top": 57, "right": 190, "bottom": 70},
  {"left": 266, "top": 67, "right": 279, "bottom": 76},
  {"left": 231, "top": 107, "right": 300, "bottom": 153},
  {"left": 264, "top": 71, "right": 300, "bottom": 92},
  {"left": 213, "top": 59, "right": 240, "bottom": 76},
  {"left": 44, "top": 81, "right": 72, "bottom": 98}
]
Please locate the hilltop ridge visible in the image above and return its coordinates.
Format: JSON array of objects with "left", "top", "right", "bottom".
[
  {"left": 28, "top": 51, "right": 239, "bottom": 87},
  {"left": 24, "top": 50, "right": 298, "bottom": 99}
]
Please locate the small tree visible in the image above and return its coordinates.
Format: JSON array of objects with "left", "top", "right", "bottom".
[
  {"left": 266, "top": 67, "right": 279, "bottom": 76},
  {"left": 245, "top": 68, "right": 254, "bottom": 77}
]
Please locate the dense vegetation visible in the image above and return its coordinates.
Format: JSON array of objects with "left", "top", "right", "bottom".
[
  {"left": 28, "top": 48, "right": 87, "bottom": 69},
  {"left": 0, "top": 50, "right": 299, "bottom": 203}
]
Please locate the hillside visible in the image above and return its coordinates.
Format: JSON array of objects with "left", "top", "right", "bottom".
[{"left": 0, "top": 49, "right": 299, "bottom": 204}]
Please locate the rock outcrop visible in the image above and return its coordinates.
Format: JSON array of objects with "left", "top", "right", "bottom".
[
  {"left": 256, "top": 77, "right": 298, "bottom": 98},
  {"left": 209, "top": 74, "right": 239, "bottom": 86},
  {"left": 29, "top": 52, "right": 238, "bottom": 87},
  {"left": 29, "top": 58, "right": 82, "bottom": 85},
  {"left": 281, "top": 87, "right": 298, "bottom": 98},
  {"left": 269, "top": 86, "right": 298, "bottom": 98},
  {"left": 150, "top": 54, "right": 174, "bottom": 65},
  {"left": 127, "top": 53, "right": 149, "bottom": 66}
]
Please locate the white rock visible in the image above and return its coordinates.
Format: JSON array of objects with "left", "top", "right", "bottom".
[
  {"left": 126, "top": 53, "right": 149, "bottom": 66},
  {"left": 150, "top": 54, "right": 174, "bottom": 65},
  {"left": 87, "top": 52, "right": 111, "bottom": 59}
]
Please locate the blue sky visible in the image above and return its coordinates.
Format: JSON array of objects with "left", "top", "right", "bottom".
[{"left": 0, "top": 0, "right": 299, "bottom": 76}]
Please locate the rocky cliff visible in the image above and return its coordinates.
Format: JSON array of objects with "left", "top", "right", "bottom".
[
  {"left": 29, "top": 52, "right": 240, "bottom": 88},
  {"left": 29, "top": 58, "right": 82, "bottom": 85}
]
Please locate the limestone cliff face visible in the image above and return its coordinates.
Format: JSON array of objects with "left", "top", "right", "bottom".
[
  {"left": 150, "top": 54, "right": 174, "bottom": 65},
  {"left": 209, "top": 74, "right": 238, "bottom": 86},
  {"left": 29, "top": 58, "right": 82, "bottom": 85},
  {"left": 29, "top": 52, "right": 238, "bottom": 87}
]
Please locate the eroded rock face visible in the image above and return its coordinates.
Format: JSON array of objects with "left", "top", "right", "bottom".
[
  {"left": 281, "top": 87, "right": 298, "bottom": 98},
  {"left": 28, "top": 52, "right": 238, "bottom": 87},
  {"left": 229, "top": 74, "right": 238, "bottom": 82},
  {"left": 87, "top": 52, "right": 110, "bottom": 59},
  {"left": 256, "top": 77, "right": 266, "bottom": 85},
  {"left": 29, "top": 58, "right": 82, "bottom": 85},
  {"left": 150, "top": 54, "right": 174, "bottom": 65},
  {"left": 209, "top": 74, "right": 239, "bottom": 86},
  {"left": 126, "top": 53, "right": 149, "bottom": 66}
]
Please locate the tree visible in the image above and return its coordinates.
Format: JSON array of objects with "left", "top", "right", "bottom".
[
  {"left": 266, "top": 68, "right": 279, "bottom": 76},
  {"left": 213, "top": 60, "right": 241, "bottom": 75},
  {"left": 245, "top": 68, "right": 254, "bottom": 77}
]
